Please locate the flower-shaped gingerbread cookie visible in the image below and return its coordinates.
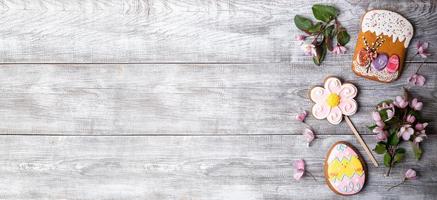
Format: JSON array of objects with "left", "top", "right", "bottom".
[{"left": 310, "top": 77, "right": 358, "bottom": 124}]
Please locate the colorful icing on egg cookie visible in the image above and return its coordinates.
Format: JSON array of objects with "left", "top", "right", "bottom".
[
  {"left": 352, "top": 10, "right": 414, "bottom": 83},
  {"left": 386, "top": 55, "right": 400, "bottom": 73},
  {"left": 371, "top": 53, "right": 388, "bottom": 71},
  {"left": 324, "top": 141, "right": 366, "bottom": 195}
]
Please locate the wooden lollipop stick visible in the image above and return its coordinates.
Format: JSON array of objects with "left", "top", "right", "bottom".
[{"left": 345, "top": 116, "right": 379, "bottom": 167}]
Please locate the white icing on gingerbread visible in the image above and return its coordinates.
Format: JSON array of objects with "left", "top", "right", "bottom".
[
  {"left": 362, "top": 10, "right": 413, "bottom": 48},
  {"left": 310, "top": 77, "right": 358, "bottom": 125}
]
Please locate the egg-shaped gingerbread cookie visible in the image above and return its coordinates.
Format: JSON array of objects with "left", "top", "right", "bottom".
[{"left": 324, "top": 141, "right": 366, "bottom": 195}]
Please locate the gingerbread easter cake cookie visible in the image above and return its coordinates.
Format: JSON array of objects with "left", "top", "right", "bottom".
[
  {"left": 352, "top": 10, "right": 414, "bottom": 83},
  {"left": 324, "top": 141, "right": 367, "bottom": 195}
]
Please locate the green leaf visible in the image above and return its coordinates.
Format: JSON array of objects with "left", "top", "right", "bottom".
[
  {"left": 393, "top": 148, "right": 406, "bottom": 163},
  {"left": 324, "top": 25, "right": 335, "bottom": 37},
  {"left": 308, "top": 22, "right": 323, "bottom": 33},
  {"left": 411, "top": 142, "right": 423, "bottom": 160},
  {"left": 294, "top": 15, "right": 313, "bottom": 32},
  {"left": 384, "top": 152, "right": 392, "bottom": 167},
  {"left": 367, "top": 124, "right": 377, "bottom": 131},
  {"left": 337, "top": 30, "right": 350, "bottom": 46},
  {"left": 374, "top": 142, "right": 387, "bottom": 154},
  {"left": 312, "top": 42, "right": 327, "bottom": 66},
  {"left": 379, "top": 109, "right": 388, "bottom": 121},
  {"left": 324, "top": 25, "right": 335, "bottom": 51},
  {"left": 312, "top": 4, "right": 338, "bottom": 22},
  {"left": 388, "top": 132, "right": 400, "bottom": 146}
]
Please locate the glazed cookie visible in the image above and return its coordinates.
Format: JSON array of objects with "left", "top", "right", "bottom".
[
  {"left": 309, "top": 77, "right": 358, "bottom": 125},
  {"left": 324, "top": 141, "right": 366, "bottom": 195},
  {"left": 352, "top": 10, "right": 414, "bottom": 83}
]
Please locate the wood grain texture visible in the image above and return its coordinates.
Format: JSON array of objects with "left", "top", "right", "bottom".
[
  {"left": 0, "top": 134, "right": 435, "bottom": 200},
  {"left": 0, "top": 0, "right": 435, "bottom": 63},
  {"left": 0, "top": 63, "right": 434, "bottom": 135},
  {"left": 0, "top": 0, "right": 436, "bottom": 199}
]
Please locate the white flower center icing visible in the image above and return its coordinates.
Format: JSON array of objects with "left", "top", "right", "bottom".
[{"left": 361, "top": 10, "right": 413, "bottom": 48}]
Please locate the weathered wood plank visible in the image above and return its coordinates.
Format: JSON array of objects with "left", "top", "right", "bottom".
[
  {"left": 0, "top": 0, "right": 435, "bottom": 63},
  {"left": 0, "top": 63, "right": 435, "bottom": 135},
  {"left": 0, "top": 135, "right": 435, "bottom": 199}
]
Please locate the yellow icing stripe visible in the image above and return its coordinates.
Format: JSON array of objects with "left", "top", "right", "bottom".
[{"left": 327, "top": 156, "right": 364, "bottom": 181}]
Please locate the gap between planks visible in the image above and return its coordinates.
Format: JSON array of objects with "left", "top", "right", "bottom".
[
  {"left": 0, "top": 61, "right": 435, "bottom": 65},
  {"left": 0, "top": 133, "right": 375, "bottom": 137}
]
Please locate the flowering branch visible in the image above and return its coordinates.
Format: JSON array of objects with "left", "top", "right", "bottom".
[
  {"left": 387, "top": 169, "right": 417, "bottom": 191},
  {"left": 407, "top": 41, "right": 431, "bottom": 86},
  {"left": 370, "top": 89, "right": 428, "bottom": 176},
  {"left": 294, "top": 4, "right": 350, "bottom": 66}
]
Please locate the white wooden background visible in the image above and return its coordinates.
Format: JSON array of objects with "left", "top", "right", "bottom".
[{"left": 0, "top": 0, "right": 436, "bottom": 199}]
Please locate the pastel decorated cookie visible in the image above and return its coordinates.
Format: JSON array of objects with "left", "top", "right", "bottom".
[
  {"left": 309, "top": 77, "right": 358, "bottom": 125},
  {"left": 324, "top": 141, "right": 366, "bottom": 195},
  {"left": 352, "top": 10, "right": 414, "bottom": 83}
]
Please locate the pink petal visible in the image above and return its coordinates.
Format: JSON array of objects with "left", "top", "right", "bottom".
[
  {"left": 339, "top": 46, "right": 347, "bottom": 53},
  {"left": 416, "top": 74, "right": 426, "bottom": 86},
  {"left": 373, "top": 126, "right": 384, "bottom": 134},
  {"left": 326, "top": 106, "right": 343, "bottom": 125},
  {"left": 405, "top": 169, "right": 417, "bottom": 179},
  {"left": 376, "top": 132, "right": 387, "bottom": 141},
  {"left": 310, "top": 87, "right": 328, "bottom": 104},
  {"left": 414, "top": 136, "right": 424, "bottom": 143},
  {"left": 294, "top": 159, "right": 305, "bottom": 170},
  {"left": 422, "top": 42, "right": 429, "bottom": 49},
  {"left": 293, "top": 169, "right": 304, "bottom": 180},
  {"left": 415, "top": 41, "right": 422, "bottom": 50},
  {"left": 386, "top": 110, "right": 394, "bottom": 121},
  {"left": 303, "top": 128, "right": 315, "bottom": 145},
  {"left": 311, "top": 103, "right": 330, "bottom": 120},
  {"left": 372, "top": 111, "right": 382, "bottom": 121},
  {"left": 408, "top": 74, "right": 417, "bottom": 84},
  {"left": 376, "top": 120, "right": 385, "bottom": 128},
  {"left": 402, "top": 127, "right": 414, "bottom": 141},
  {"left": 324, "top": 77, "right": 342, "bottom": 94},
  {"left": 338, "top": 98, "right": 357, "bottom": 116},
  {"left": 339, "top": 83, "right": 358, "bottom": 99},
  {"left": 406, "top": 115, "right": 416, "bottom": 123},
  {"left": 411, "top": 98, "right": 423, "bottom": 110},
  {"left": 295, "top": 111, "right": 308, "bottom": 122},
  {"left": 332, "top": 46, "right": 340, "bottom": 55}
]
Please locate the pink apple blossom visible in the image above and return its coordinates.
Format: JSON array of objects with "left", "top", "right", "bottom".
[
  {"left": 405, "top": 169, "right": 417, "bottom": 179},
  {"left": 415, "top": 122, "right": 428, "bottom": 131},
  {"left": 295, "top": 111, "right": 308, "bottom": 122},
  {"left": 295, "top": 34, "right": 307, "bottom": 41},
  {"left": 393, "top": 96, "right": 408, "bottom": 108},
  {"left": 414, "top": 134, "right": 426, "bottom": 143},
  {"left": 301, "top": 43, "right": 317, "bottom": 56},
  {"left": 293, "top": 159, "right": 305, "bottom": 180},
  {"left": 416, "top": 41, "right": 431, "bottom": 58},
  {"left": 332, "top": 45, "right": 347, "bottom": 55},
  {"left": 408, "top": 73, "right": 426, "bottom": 86},
  {"left": 410, "top": 98, "right": 423, "bottom": 111},
  {"left": 376, "top": 131, "right": 388, "bottom": 142},
  {"left": 302, "top": 128, "right": 315, "bottom": 147},
  {"left": 398, "top": 125, "right": 414, "bottom": 141},
  {"left": 406, "top": 115, "right": 416, "bottom": 123}
]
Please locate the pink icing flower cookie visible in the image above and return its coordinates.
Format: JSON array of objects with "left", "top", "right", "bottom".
[{"left": 310, "top": 77, "right": 358, "bottom": 125}]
